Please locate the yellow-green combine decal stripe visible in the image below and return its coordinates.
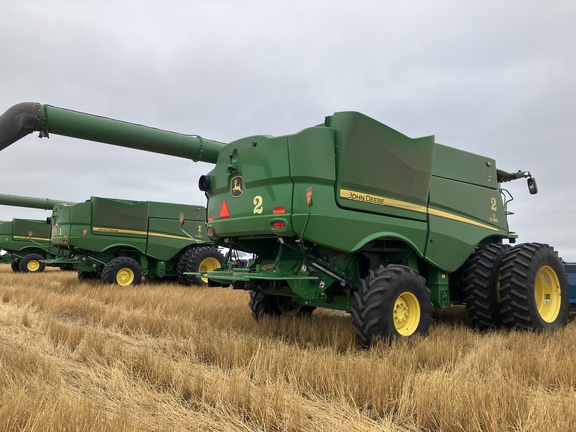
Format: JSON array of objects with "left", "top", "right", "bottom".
[
  {"left": 339, "top": 188, "right": 499, "bottom": 232},
  {"left": 339, "top": 189, "right": 428, "bottom": 213},
  {"left": 13, "top": 235, "right": 51, "bottom": 241},
  {"left": 92, "top": 227, "right": 199, "bottom": 241}
]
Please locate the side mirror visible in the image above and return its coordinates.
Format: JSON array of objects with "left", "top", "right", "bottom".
[{"left": 527, "top": 177, "right": 538, "bottom": 195}]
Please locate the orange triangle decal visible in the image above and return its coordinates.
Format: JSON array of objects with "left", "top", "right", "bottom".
[{"left": 219, "top": 199, "right": 230, "bottom": 219}]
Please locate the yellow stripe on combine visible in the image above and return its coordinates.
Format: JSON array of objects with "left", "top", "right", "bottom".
[
  {"left": 339, "top": 188, "right": 499, "bottom": 232},
  {"left": 13, "top": 235, "right": 51, "bottom": 241},
  {"left": 92, "top": 227, "right": 197, "bottom": 241}
]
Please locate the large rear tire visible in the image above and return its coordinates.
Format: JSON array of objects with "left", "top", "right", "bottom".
[
  {"left": 18, "top": 253, "right": 46, "bottom": 273},
  {"left": 351, "top": 265, "right": 432, "bottom": 347},
  {"left": 461, "top": 244, "right": 510, "bottom": 330},
  {"left": 499, "top": 243, "right": 569, "bottom": 330},
  {"left": 102, "top": 257, "right": 142, "bottom": 286},
  {"left": 177, "top": 247, "right": 224, "bottom": 286}
]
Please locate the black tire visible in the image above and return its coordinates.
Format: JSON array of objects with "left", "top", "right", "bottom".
[
  {"left": 78, "top": 270, "right": 98, "bottom": 281},
  {"left": 10, "top": 261, "right": 20, "bottom": 272},
  {"left": 351, "top": 265, "right": 432, "bottom": 347},
  {"left": 248, "top": 291, "right": 315, "bottom": 321},
  {"left": 461, "top": 243, "right": 510, "bottom": 330},
  {"left": 18, "top": 253, "right": 46, "bottom": 273},
  {"left": 499, "top": 243, "right": 569, "bottom": 330},
  {"left": 102, "top": 257, "right": 142, "bottom": 286},
  {"left": 177, "top": 247, "right": 225, "bottom": 286},
  {"left": 60, "top": 264, "right": 76, "bottom": 271}
]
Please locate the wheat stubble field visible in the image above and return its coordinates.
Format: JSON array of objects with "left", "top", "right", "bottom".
[{"left": 0, "top": 265, "right": 575, "bottom": 432}]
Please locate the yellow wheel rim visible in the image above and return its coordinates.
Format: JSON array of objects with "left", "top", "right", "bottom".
[
  {"left": 393, "top": 291, "right": 421, "bottom": 336},
  {"left": 116, "top": 268, "right": 135, "bottom": 286},
  {"left": 27, "top": 260, "right": 40, "bottom": 272},
  {"left": 535, "top": 265, "right": 561, "bottom": 323},
  {"left": 199, "top": 257, "right": 221, "bottom": 284}
]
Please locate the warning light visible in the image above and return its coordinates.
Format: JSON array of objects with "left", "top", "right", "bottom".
[
  {"left": 273, "top": 206, "right": 285, "bottom": 214},
  {"left": 306, "top": 187, "right": 313, "bottom": 206},
  {"left": 207, "top": 226, "right": 213, "bottom": 236},
  {"left": 208, "top": 216, "right": 214, "bottom": 222},
  {"left": 272, "top": 222, "right": 286, "bottom": 230},
  {"left": 179, "top": 212, "right": 185, "bottom": 225},
  {"left": 28, "top": 231, "right": 33, "bottom": 238},
  {"left": 220, "top": 200, "right": 230, "bottom": 219},
  {"left": 83, "top": 229, "right": 88, "bottom": 236},
  {"left": 64, "top": 234, "right": 68, "bottom": 238}
]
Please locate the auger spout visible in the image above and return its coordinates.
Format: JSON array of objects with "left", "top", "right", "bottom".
[
  {"left": 0, "top": 193, "right": 76, "bottom": 210},
  {"left": 0, "top": 103, "right": 225, "bottom": 163}
]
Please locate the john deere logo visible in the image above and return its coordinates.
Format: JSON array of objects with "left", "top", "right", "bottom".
[{"left": 231, "top": 175, "right": 244, "bottom": 198}]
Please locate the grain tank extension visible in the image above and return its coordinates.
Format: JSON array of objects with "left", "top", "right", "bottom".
[
  {"left": 0, "top": 194, "right": 75, "bottom": 272},
  {"left": 0, "top": 103, "right": 568, "bottom": 344}
]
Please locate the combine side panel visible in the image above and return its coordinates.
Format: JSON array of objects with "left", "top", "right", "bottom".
[
  {"left": 206, "top": 134, "right": 293, "bottom": 241},
  {"left": 426, "top": 144, "right": 510, "bottom": 272}
]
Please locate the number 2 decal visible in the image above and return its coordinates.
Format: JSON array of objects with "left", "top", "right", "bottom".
[
  {"left": 490, "top": 197, "right": 498, "bottom": 212},
  {"left": 253, "top": 195, "right": 263, "bottom": 214}
]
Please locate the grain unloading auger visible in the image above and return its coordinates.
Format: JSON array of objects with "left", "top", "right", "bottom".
[
  {"left": 0, "top": 102, "right": 223, "bottom": 162},
  {"left": 0, "top": 103, "right": 569, "bottom": 344},
  {"left": 0, "top": 193, "right": 75, "bottom": 272},
  {"left": 0, "top": 103, "right": 226, "bottom": 286}
]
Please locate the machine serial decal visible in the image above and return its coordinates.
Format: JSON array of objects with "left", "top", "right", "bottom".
[
  {"left": 339, "top": 188, "right": 498, "bottom": 232},
  {"left": 231, "top": 175, "right": 244, "bottom": 198}
]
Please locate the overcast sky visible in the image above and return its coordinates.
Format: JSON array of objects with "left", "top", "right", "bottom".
[{"left": 1, "top": 1, "right": 576, "bottom": 259}]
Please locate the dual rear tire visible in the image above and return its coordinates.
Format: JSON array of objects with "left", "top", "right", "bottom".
[{"left": 463, "top": 242, "right": 568, "bottom": 331}]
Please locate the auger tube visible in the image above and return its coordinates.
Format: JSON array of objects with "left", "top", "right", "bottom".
[
  {"left": 0, "top": 193, "right": 76, "bottom": 210},
  {"left": 0, "top": 103, "right": 225, "bottom": 163}
]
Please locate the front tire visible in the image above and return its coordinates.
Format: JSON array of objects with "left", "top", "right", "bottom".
[
  {"left": 102, "top": 257, "right": 142, "bottom": 286},
  {"left": 19, "top": 253, "right": 46, "bottom": 273},
  {"left": 499, "top": 243, "right": 569, "bottom": 330},
  {"left": 351, "top": 265, "right": 432, "bottom": 346},
  {"left": 11, "top": 261, "right": 20, "bottom": 272},
  {"left": 177, "top": 247, "right": 224, "bottom": 286}
]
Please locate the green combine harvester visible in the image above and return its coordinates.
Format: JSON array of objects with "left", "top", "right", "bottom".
[
  {"left": 0, "top": 102, "right": 569, "bottom": 345},
  {"left": 0, "top": 192, "right": 224, "bottom": 286},
  {"left": 0, "top": 194, "right": 74, "bottom": 272},
  {"left": 45, "top": 196, "right": 225, "bottom": 286}
]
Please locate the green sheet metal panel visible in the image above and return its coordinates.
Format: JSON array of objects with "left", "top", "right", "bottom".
[{"left": 332, "top": 112, "right": 434, "bottom": 222}]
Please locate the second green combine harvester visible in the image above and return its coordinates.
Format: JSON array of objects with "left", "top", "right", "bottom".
[
  {"left": 46, "top": 196, "right": 224, "bottom": 286},
  {"left": 0, "top": 194, "right": 73, "bottom": 272},
  {"left": 0, "top": 193, "right": 224, "bottom": 285},
  {"left": 0, "top": 102, "right": 569, "bottom": 345}
]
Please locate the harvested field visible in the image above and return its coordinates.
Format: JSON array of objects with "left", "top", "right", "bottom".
[{"left": 0, "top": 265, "right": 575, "bottom": 431}]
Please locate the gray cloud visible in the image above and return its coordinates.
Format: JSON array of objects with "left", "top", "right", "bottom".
[{"left": 1, "top": 1, "right": 575, "bottom": 258}]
